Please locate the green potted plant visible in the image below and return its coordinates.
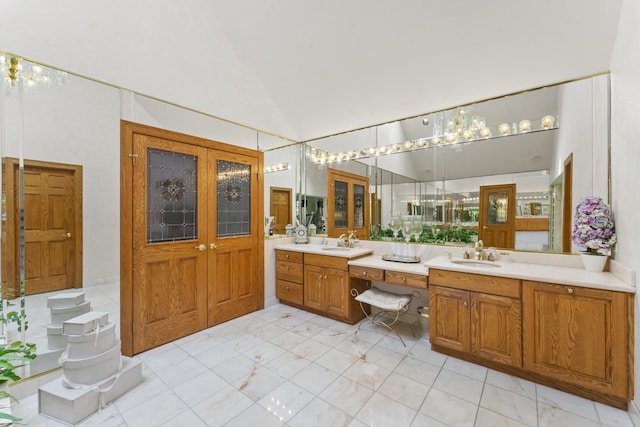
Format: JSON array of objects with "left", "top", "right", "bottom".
[{"left": 0, "top": 341, "right": 36, "bottom": 424}]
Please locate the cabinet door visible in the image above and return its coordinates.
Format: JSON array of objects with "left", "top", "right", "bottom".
[
  {"left": 429, "top": 286, "right": 470, "bottom": 352},
  {"left": 522, "top": 281, "right": 629, "bottom": 398},
  {"left": 471, "top": 292, "right": 522, "bottom": 367},
  {"left": 304, "top": 264, "right": 324, "bottom": 311},
  {"left": 325, "top": 268, "right": 348, "bottom": 318}
]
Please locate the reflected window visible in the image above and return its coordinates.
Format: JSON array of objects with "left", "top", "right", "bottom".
[
  {"left": 487, "top": 191, "right": 508, "bottom": 224},
  {"left": 147, "top": 149, "right": 197, "bottom": 243},
  {"left": 334, "top": 180, "right": 348, "bottom": 229},
  {"left": 353, "top": 184, "right": 364, "bottom": 228}
]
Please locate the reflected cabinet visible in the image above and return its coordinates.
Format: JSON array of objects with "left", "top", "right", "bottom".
[{"left": 326, "top": 168, "right": 369, "bottom": 240}]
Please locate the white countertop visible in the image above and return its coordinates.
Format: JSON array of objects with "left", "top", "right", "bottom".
[
  {"left": 425, "top": 256, "right": 635, "bottom": 293},
  {"left": 348, "top": 254, "right": 429, "bottom": 276},
  {"left": 276, "top": 243, "right": 373, "bottom": 259}
]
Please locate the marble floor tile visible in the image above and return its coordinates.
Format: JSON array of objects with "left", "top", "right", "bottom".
[
  {"left": 289, "top": 362, "right": 339, "bottom": 395},
  {"left": 17, "top": 299, "right": 634, "bottom": 427},
  {"left": 257, "top": 381, "right": 315, "bottom": 423},
  {"left": 537, "top": 401, "right": 602, "bottom": 427},
  {"left": 419, "top": 388, "right": 479, "bottom": 427},
  {"left": 595, "top": 402, "right": 635, "bottom": 427},
  {"left": 393, "top": 355, "right": 442, "bottom": 386},
  {"left": 172, "top": 369, "right": 229, "bottom": 407},
  {"left": 355, "top": 392, "right": 417, "bottom": 427},
  {"left": 232, "top": 365, "right": 286, "bottom": 401},
  {"left": 377, "top": 372, "right": 430, "bottom": 410},
  {"left": 159, "top": 409, "right": 208, "bottom": 427},
  {"left": 264, "top": 350, "right": 312, "bottom": 378},
  {"left": 479, "top": 383, "right": 537, "bottom": 426},
  {"left": 288, "top": 397, "right": 351, "bottom": 427},
  {"left": 120, "top": 389, "right": 189, "bottom": 427},
  {"left": 343, "top": 359, "right": 392, "bottom": 391},
  {"left": 224, "top": 403, "right": 284, "bottom": 427},
  {"left": 484, "top": 369, "right": 537, "bottom": 400},
  {"left": 536, "top": 384, "right": 599, "bottom": 421},
  {"left": 191, "top": 385, "right": 254, "bottom": 426},
  {"left": 314, "top": 347, "right": 359, "bottom": 374},
  {"left": 319, "top": 376, "right": 375, "bottom": 417},
  {"left": 291, "top": 338, "right": 332, "bottom": 361},
  {"left": 432, "top": 367, "right": 485, "bottom": 405},
  {"left": 474, "top": 407, "right": 530, "bottom": 427}
]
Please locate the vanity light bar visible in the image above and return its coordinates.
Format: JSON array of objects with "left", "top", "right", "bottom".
[
  {"left": 264, "top": 162, "right": 290, "bottom": 173},
  {"left": 308, "top": 115, "right": 558, "bottom": 165}
]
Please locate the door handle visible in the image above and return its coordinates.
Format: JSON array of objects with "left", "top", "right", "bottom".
[
  {"left": 210, "top": 243, "right": 223, "bottom": 249},
  {"left": 66, "top": 232, "right": 72, "bottom": 238},
  {"left": 195, "top": 244, "right": 206, "bottom": 251},
  {"left": 483, "top": 226, "right": 488, "bottom": 229}
]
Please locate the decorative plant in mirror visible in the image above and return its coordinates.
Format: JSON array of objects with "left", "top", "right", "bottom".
[
  {"left": 571, "top": 196, "right": 616, "bottom": 272},
  {"left": 0, "top": 340, "right": 37, "bottom": 423}
]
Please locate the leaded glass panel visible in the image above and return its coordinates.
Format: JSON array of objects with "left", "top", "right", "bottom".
[
  {"left": 147, "top": 148, "right": 197, "bottom": 243},
  {"left": 353, "top": 184, "right": 364, "bottom": 227},
  {"left": 486, "top": 191, "right": 508, "bottom": 224},
  {"left": 334, "top": 180, "right": 348, "bottom": 229},
  {"left": 217, "top": 160, "right": 251, "bottom": 237}
]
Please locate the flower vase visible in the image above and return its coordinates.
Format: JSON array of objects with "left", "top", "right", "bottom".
[{"left": 580, "top": 253, "right": 608, "bottom": 272}]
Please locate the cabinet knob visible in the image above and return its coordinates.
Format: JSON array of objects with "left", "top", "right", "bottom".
[
  {"left": 463, "top": 301, "right": 468, "bottom": 307},
  {"left": 567, "top": 288, "right": 574, "bottom": 294},
  {"left": 473, "top": 303, "right": 477, "bottom": 308},
  {"left": 324, "top": 275, "right": 327, "bottom": 279},
  {"left": 286, "top": 266, "right": 290, "bottom": 270},
  {"left": 286, "top": 286, "right": 290, "bottom": 291},
  {"left": 286, "top": 254, "right": 289, "bottom": 258},
  {"left": 362, "top": 271, "right": 367, "bottom": 276},
  {"left": 402, "top": 277, "right": 406, "bottom": 281}
]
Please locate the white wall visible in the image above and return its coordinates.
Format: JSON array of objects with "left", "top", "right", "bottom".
[{"left": 609, "top": 0, "right": 640, "bottom": 417}]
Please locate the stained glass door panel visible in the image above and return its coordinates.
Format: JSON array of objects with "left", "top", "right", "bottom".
[
  {"left": 334, "top": 180, "right": 348, "bottom": 229},
  {"left": 479, "top": 184, "right": 516, "bottom": 249}
]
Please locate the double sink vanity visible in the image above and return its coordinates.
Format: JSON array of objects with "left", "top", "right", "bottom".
[{"left": 274, "top": 241, "right": 634, "bottom": 409}]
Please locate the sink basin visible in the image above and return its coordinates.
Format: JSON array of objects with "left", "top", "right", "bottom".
[
  {"left": 450, "top": 260, "right": 501, "bottom": 268},
  {"left": 321, "top": 246, "right": 352, "bottom": 251}
]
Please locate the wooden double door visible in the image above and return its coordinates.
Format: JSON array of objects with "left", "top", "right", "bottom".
[{"left": 121, "top": 122, "right": 264, "bottom": 355}]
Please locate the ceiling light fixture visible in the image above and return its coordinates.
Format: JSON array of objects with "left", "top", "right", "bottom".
[{"left": 0, "top": 54, "right": 70, "bottom": 90}]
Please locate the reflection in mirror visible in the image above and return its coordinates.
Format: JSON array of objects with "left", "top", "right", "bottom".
[
  {"left": 302, "top": 74, "right": 610, "bottom": 254},
  {"left": 0, "top": 53, "right": 292, "bottom": 379}
]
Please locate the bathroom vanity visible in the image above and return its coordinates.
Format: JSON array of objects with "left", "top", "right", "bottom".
[
  {"left": 424, "top": 256, "right": 635, "bottom": 409},
  {"left": 275, "top": 244, "right": 374, "bottom": 323}
]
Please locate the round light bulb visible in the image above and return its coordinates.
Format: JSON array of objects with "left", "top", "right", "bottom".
[
  {"left": 445, "top": 133, "right": 457, "bottom": 143},
  {"left": 462, "top": 130, "right": 473, "bottom": 140},
  {"left": 541, "top": 115, "right": 555, "bottom": 128},
  {"left": 480, "top": 127, "right": 492, "bottom": 138},
  {"left": 432, "top": 137, "right": 442, "bottom": 145},
  {"left": 519, "top": 120, "right": 531, "bottom": 132},
  {"left": 498, "top": 123, "right": 510, "bottom": 135}
]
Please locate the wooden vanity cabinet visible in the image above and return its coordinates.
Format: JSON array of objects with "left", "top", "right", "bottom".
[
  {"left": 275, "top": 250, "right": 304, "bottom": 305},
  {"left": 522, "top": 280, "right": 632, "bottom": 402},
  {"left": 429, "top": 269, "right": 522, "bottom": 368},
  {"left": 303, "top": 253, "right": 368, "bottom": 323}
]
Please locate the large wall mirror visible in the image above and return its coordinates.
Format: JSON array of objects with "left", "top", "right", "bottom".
[
  {"left": 0, "top": 51, "right": 610, "bottom": 380},
  {"left": 275, "top": 74, "right": 610, "bottom": 253},
  {"left": 0, "top": 53, "right": 289, "bottom": 378}
]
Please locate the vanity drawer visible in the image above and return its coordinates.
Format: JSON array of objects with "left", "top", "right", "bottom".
[
  {"left": 276, "top": 279, "right": 303, "bottom": 305},
  {"left": 429, "top": 269, "right": 520, "bottom": 298},
  {"left": 385, "top": 270, "right": 427, "bottom": 289},
  {"left": 349, "top": 265, "right": 385, "bottom": 281},
  {"left": 276, "top": 260, "right": 304, "bottom": 283},
  {"left": 276, "top": 250, "right": 304, "bottom": 264}
]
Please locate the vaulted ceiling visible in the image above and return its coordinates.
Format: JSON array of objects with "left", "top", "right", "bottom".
[{"left": 0, "top": 0, "right": 622, "bottom": 145}]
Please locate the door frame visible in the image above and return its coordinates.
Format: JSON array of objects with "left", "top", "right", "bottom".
[
  {"left": 561, "top": 154, "right": 573, "bottom": 253},
  {"left": 478, "top": 183, "right": 516, "bottom": 249},
  {"left": 120, "top": 120, "right": 264, "bottom": 356},
  {"left": 2, "top": 157, "right": 83, "bottom": 297},
  {"left": 269, "top": 186, "right": 292, "bottom": 235}
]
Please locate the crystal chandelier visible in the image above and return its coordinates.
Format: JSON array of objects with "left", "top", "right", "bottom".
[{"left": 0, "top": 53, "right": 70, "bottom": 90}]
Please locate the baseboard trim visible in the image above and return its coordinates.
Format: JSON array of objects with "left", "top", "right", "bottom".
[{"left": 629, "top": 400, "right": 640, "bottom": 426}]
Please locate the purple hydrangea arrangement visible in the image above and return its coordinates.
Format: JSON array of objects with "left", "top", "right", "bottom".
[{"left": 571, "top": 196, "right": 616, "bottom": 255}]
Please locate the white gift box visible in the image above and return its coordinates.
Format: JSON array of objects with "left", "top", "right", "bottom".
[
  {"left": 65, "top": 321, "right": 116, "bottom": 359},
  {"left": 46, "top": 292, "right": 85, "bottom": 309},
  {"left": 50, "top": 300, "right": 91, "bottom": 326},
  {"left": 62, "top": 311, "right": 109, "bottom": 335},
  {"left": 60, "top": 340, "right": 121, "bottom": 387}
]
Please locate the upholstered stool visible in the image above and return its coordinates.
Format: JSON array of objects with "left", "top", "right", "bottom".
[{"left": 351, "top": 286, "right": 419, "bottom": 346}]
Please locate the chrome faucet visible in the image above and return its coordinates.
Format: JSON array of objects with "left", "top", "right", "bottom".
[{"left": 474, "top": 240, "right": 484, "bottom": 260}]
